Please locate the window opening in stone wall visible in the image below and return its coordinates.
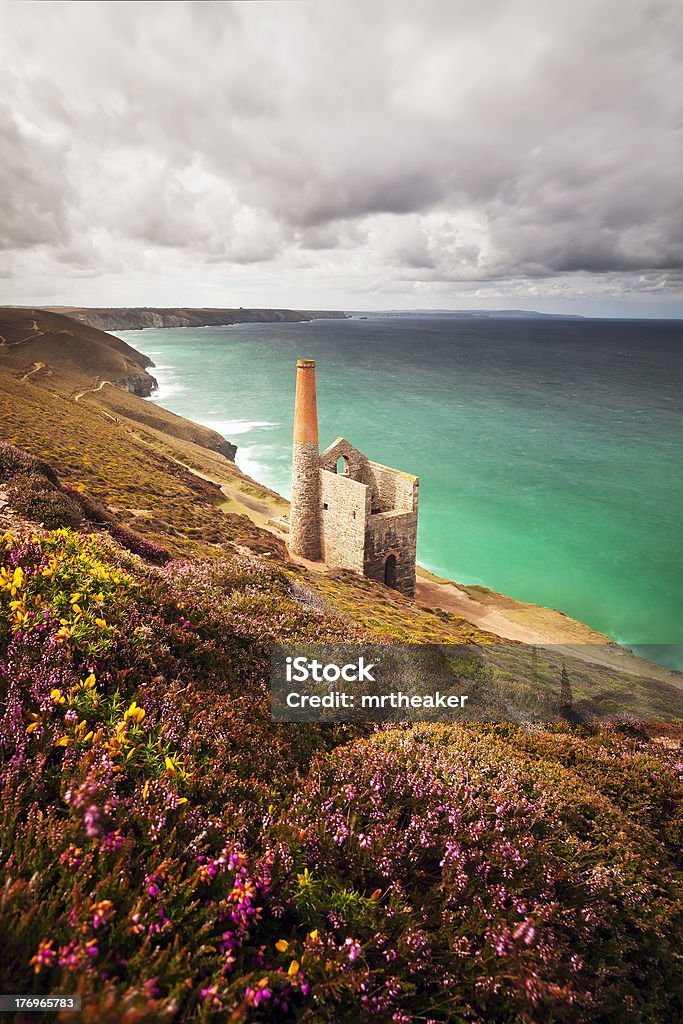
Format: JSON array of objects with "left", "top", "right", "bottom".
[
  {"left": 384, "top": 553, "right": 398, "bottom": 588},
  {"left": 336, "top": 455, "right": 349, "bottom": 475}
]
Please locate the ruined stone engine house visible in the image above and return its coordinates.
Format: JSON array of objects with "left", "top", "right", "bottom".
[{"left": 288, "top": 359, "right": 419, "bottom": 597}]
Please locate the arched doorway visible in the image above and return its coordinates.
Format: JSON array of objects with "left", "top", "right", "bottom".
[{"left": 384, "top": 554, "right": 398, "bottom": 589}]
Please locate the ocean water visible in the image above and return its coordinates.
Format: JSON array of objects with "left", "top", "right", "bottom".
[{"left": 116, "top": 316, "right": 683, "bottom": 668}]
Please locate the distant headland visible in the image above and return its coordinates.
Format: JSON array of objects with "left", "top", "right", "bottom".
[{"left": 43, "top": 306, "right": 348, "bottom": 332}]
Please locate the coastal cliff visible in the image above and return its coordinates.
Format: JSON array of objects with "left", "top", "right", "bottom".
[
  {"left": 1, "top": 308, "right": 680, "bottom": 683},
  {"left": 46, "top": 306, "right": 348, "bottom": 331},
  {"left": 0, "top": 307, "right": 157, "bottom": 396},
  {"left": 0, "top": 307, "right": 237, "bottom": 459}
]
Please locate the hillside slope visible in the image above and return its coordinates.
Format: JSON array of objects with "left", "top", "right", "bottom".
[{"left": 0, "top": 307, "right": 157, "bottom": 395}]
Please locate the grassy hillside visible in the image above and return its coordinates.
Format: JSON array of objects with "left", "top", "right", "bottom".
[{"left": 0, "top": 309, "right": 681, "bottom": 1022}]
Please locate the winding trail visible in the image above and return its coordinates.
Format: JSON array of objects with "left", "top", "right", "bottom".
[
  {"left": 0, "top": 313, "right": 44, "bottom": 349},
  {"left": 0, "top": 328, "right": 45, "bottom": 348},
  {"left": 20, "top": 361, "right": 46, "bottom": 382},
  {"left": 74, "top": 379, "right": 115, "bottom": 402},
  {"left": 144, "top": 448, "right": 272, "bottom": 515}
]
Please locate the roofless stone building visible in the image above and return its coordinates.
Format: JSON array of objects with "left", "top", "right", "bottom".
[{"left": 288, "top": 359, "right": 419, "bottom": 596}]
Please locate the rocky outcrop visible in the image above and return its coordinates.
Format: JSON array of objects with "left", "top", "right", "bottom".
[
  {"left": 53, "top": 307, "right": 348, "bottom": 331},
  {"left": 116, "top": 369, "right": 159, "bottom": 398}
]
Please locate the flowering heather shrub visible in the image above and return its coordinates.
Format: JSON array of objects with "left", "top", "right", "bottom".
[
  {"left": 0, "top": 524, "right": 681, "bottom": 1023},
  {"left": 103, "top": 521, "right": 171, "bottom": 566},
  {"left": 278, "top": 726, "right": 682, "bottom": 1022},
  {"left": 0, "top": 442, "right": 170, "bottom": 564},
  {"left": 0, "top": 441, "right": 60, "bottom": 487},
  {"left": 497, "top": 721, "right": 683, "bottom": 858},
  {"left": 6, "top": 472, "right": 85, "bottom": 530}
]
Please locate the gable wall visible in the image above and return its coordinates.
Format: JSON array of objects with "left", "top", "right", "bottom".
[{"left": 319, "top": 469, "right": 368, "bottom": 573}]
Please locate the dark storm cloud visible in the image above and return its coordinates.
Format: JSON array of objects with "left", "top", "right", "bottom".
[
  {"left": 0, "top": 0, "right": 681, "bottom": 306},
  {"left": 0, "top": 98, "right": 71, "bottom": 248}
]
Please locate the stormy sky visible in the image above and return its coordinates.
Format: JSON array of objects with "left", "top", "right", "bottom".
[{"left": 1, "top": 0, "right": 681, "bottom": 315}]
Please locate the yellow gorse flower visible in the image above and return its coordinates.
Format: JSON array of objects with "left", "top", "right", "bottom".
[
  {"left": 124, "top": 701, "right": 145, "bottom": 724},
  {"left": 0, "top": 565, "right": 25, "bottom": 596}
]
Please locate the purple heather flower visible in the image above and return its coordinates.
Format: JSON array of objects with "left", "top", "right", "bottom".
[
  {"left": 199, "top": 984, "right": 220, "bottom": 1005},
  {"left": 84, "top": 804, "right": 101, "bottom": 838},
  {"left": 345, "top": 937, "right": 362, "bottom": 962},
  {"left": 30, "top": 940, "right": 56, "bottom": 973},
  {"left": 514, "top": 919, "right": 536, "bottom": 945}
]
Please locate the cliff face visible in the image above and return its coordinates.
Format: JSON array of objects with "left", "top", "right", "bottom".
[{"left": 49, "top": 307, "right": 348, "bottom": 331}]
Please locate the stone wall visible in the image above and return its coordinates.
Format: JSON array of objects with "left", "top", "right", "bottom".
[
  {"left": 365, "top": 461, "right": 417, "bottom": 513},
  {"left": 292, "top": 431, "right": 419, "bottom": 596},
  {"left": 319, "top": 437, "right": 368, "bottom": 480},
  {"left": 364, "top": 510, "right": 418, "bottom": 596},
  {"left": 319, "top": 469, "right": 368, "bottom": 573}
]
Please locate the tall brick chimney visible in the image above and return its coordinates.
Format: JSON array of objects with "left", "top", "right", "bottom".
[{"left": 289, "top": 359, "right": 321, "bottom": 559}]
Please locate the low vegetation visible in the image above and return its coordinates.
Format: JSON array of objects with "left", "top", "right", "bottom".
[{"left": 0, "top": 483, "right": 680, "bottom": 1022}]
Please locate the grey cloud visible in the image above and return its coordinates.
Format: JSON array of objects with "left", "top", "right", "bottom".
[
  {"left": 0, "top": 99, "right": 70, "bottom": 249},
  {"left": 0, "top": 0, "right": 681, "bottom": 309}
]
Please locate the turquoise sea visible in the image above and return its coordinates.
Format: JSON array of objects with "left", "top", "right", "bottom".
[{"left": 116, "top": 316, "right": 683, "bottom": 669}]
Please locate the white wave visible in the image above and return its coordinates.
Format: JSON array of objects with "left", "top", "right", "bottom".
[
  {"left": 236, "top": 445, "right": 289, "bottom": 494},
  {"left": 235, "top": 447, "right": 269, "bottom": 480},
  {"left": 149, "top": 382, "right": 187, "bottom": 402},
  {"left": 146, "top": 365, "right": 186, "bottom": 403},
  {"left": 199, "top": 419, "right": 279, "bottom": 436}
]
